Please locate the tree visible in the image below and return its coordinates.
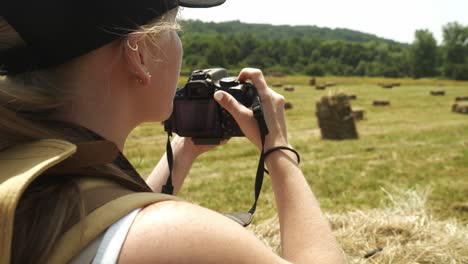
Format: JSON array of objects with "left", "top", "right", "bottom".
[
  {"left": 442, "top": 22, "right": 468, "bottom": 80},
  {"left": 410, "top": 29, "right": 438, "bottom": 78}
]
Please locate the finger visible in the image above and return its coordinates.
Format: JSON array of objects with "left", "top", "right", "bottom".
[{"left": 237, "top": 68, "right": 269, "bottom": 96}]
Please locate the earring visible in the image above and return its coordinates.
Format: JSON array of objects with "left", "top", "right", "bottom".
[{"left": 126, "top": 39, "right": 139, "bottom": 51}]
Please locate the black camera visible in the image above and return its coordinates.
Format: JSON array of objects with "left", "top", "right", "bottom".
[{"left": 164, "top": 68, "right": 259, "bottom": 145}]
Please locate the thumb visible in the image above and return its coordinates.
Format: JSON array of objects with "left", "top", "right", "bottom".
[{"left": 214, "top": 91, "right": 261, "bottom": 149}]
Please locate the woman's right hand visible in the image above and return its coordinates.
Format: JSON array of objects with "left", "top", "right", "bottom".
[{"left": 214, "top": 68, "right": 289, "bottom": 151}]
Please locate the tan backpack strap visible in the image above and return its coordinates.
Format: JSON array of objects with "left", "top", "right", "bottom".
[
  {"left": 46, "top": 192, "right": 181, "bottom": 264},
  {"left": 0, "top": 139, "right": 77, "bottom": 264},
  {"left": 48, "top": 140, "right": 120, "bottom": 174}
]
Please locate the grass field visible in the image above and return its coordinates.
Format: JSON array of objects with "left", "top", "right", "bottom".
[{"left": 124, "top": 75, "right": 468, "bottom": 226}]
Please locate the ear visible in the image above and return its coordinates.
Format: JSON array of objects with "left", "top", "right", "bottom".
[{"left": 124, "top": 34, "right": 152, "bottom": 86}]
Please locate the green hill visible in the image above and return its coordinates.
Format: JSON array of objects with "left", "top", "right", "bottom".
[
  {"left": 179, "top": 20, "right": 410, "bottom": 77},
  {"left": 180, "top": 19, "right": 403, "bottom": 45}
]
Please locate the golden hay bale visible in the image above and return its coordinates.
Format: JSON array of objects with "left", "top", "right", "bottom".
[
  {"left": 455, "top": 96, "right": 468, "bottom": 102},
  {"left": 284, "top": 102, "right": 293, "bottom": 110},
  {"left": 315, "top": 92, "right": 359, "bottom": 140},
  {"left": 452, "top": 102, "right": 468, "bottom": 114},
  {"left": 250, "top": 189, "right": 468, "bottom": 264},
  {"left": 316, "top": 85, "right": 327, "bottom": 90},
  {"left": 430, "top": 90, "right": 445, "bottom": 96},
  {"left": 283, "top": 86, "right": 295, "bottom": 92},
  {"left": 379, "top": 83, "right": 394, "bottom": 89},
  {"left": 373, "top": 100, "right": 391, "bottom": 106},
  {"left": 352, "top": 107, "right": 365, "bottom": 121},
  {"left": 309, "top": 78, "right": 316, "bottom": 86}
]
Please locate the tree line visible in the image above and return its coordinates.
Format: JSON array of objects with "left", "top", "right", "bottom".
[{"left": 180, "top": 20, "right": 468, "bottom": 80}]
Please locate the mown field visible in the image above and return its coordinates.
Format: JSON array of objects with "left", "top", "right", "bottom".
[{"left": 124, "top": 76, "right": 468, "bottom": 225}]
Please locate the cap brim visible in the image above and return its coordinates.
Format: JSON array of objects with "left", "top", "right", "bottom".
[{"left": 178, "top": 0, "right": 226, "bottom": 8}]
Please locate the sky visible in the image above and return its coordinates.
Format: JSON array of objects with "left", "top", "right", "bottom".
[{"left": 180, "top": 0, "right": 468, "bottom": 44}]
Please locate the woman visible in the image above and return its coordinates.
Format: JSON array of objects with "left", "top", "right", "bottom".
[{"left": 0, "top": 0, "right": 345, "bottom": 263}]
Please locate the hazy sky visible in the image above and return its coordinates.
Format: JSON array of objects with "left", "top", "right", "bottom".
[{"left": 180, "top": 0, "right": 468, "bottom": 44}]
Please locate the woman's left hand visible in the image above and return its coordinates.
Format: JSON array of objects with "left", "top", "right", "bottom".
[{"left": 175, "top": 135, "right": 227, "bottom": 160}]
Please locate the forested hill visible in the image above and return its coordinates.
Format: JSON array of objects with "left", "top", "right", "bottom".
[
  {"left": 180, "top": 20, "right": 400, "bottom": 45},
  {"left": 179, "top": 20, "right": 468, "bottom": 80}
]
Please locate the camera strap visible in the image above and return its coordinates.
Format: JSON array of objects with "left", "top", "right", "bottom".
[{"left": 162, "top": 95, "right": 268, "bottom": 227}]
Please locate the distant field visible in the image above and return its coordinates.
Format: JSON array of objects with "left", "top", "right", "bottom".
[{"left": 125, "top": 76, "right": 468, "bottom": 225}]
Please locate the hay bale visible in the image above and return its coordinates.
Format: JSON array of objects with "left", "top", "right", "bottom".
[
  {"left": 270, "top": 71, "right": 285, "bottom": 77},
  {"left": 316, "top": 85, "right": 327, "bottom": 90},
  {"left": 251, "top": 189, "right": 468, "bottom": 263},
  {"left": 315, "top": 93, "right": 359, "bottom": 140},
  {"left": 455, "top": 96, "right": 468, "bottom": 102},
  {"left": 284, "top": 102, "right": 293, "bottom": 110},
  {"left": 430, "top": 90, "right": 445, "bottom": 96},
  {"left": 272, "top": 83, "right": 283, "bottom": 88},
  {"left": 452, "top": 102, "right": 468, "bottom": 114},
  {"left": 352, "top": 107, "right": 365, "bottom": 121},
  {"left": 283, "top": 86, "right": 295, "bottom": 92},
  {"left": 347, "top": 94, "right": 357, "bottom": 100},
  {"left": 309, "top": 77, "right": 316, "bottom": 86},
  {"left": 381, "top": 84, "right": 394, "bottom": 89},
  {"left": 373, "top": 100, "right": 391, "bottom": 106},
  {"left": 392, "top": 83, "right": 401, "bottom": 87},
  {"left": 452, "top": 202, "right": 468, "bottom": 212}
]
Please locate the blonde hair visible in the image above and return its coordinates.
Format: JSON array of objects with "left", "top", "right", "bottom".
[{"left": 1, "top": 8, "right": 179, "bottom": 264}]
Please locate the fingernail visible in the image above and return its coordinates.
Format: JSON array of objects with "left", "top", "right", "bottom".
[{"left": 214, "top": 92, "right": 224, "bottom": 101}]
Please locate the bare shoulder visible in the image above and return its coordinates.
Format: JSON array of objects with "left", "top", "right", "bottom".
[{"left": 118, "top": 200, "right": 287, "bottom": 264}]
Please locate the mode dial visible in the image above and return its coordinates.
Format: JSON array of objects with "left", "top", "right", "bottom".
[{"left": 219, "top": 77, "right": 239, "bottom": 88}]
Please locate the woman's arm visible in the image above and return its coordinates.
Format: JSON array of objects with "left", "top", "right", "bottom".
[
  {"left": 145, "top": 136, "right": 207, "bottom": 194},
  {"left": 213, "top": 68, "right": 346, "bottom": 263},
  {"left": 146, "top": 136, "right": 223, "bottom": 193}
]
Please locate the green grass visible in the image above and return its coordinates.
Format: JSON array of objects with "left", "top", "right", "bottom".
[{"left": 125, "top": 76, "right": 468, "bottom": 225}]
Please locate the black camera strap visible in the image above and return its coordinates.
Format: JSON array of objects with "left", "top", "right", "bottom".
[{"left": 162, "top": 95, "right": 268, "bottom": 227}]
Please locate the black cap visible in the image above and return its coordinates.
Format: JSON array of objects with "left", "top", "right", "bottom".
[{"left": 0, "top": 0, "right": 226, "bottom": 75}]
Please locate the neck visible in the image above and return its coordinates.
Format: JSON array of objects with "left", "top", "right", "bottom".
[{"left": 55, "top": 85, "right": 138, "bottom": 151}]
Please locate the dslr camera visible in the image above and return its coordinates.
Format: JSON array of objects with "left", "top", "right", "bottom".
[{"left": 164, "top": 68, "right": 259, "bottom": 145}]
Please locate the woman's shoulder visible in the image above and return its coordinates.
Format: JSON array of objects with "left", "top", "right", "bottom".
[{"left": 118, "top": 200, "right": 288, "bottom": 264}]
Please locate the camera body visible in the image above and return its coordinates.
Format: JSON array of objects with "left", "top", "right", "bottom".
[{"left": 164, "top": 68, "right": 257, "bottom": 144}]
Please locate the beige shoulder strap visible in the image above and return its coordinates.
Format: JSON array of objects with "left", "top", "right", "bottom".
[
  {"left": 46, "top": 192, "right": 181, "bottom": 264},
  {"left": 0, "top": 139, "right": 77, "bottom": 264}
]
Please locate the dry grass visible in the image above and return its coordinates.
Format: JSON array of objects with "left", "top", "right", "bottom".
[{"left": 250, "top": 189, "right": 468, "bottom": 264}]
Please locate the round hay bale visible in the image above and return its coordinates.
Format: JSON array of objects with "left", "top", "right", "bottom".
[
  {"left": 272, "top": 83, "right": 283, "bottom": 88},
  {"left": 347, "top": 94, "right": 357, "bottom": 100},
  {"left": 455, "top": 96, "right": 468, "bottom": 102},
  {"left": 309, "top": 77, "right": 316, "bottom": 86},
  {"left": 283, "top": 86, "right": 295, "bottom": 92},
  {"left": 315, "top": 85, "right": 326, "bottom": 90},
  {"left": 392, "top": 83, "right": 401, "bottom": 87},
  {"left": 373, "top": 100, "right": 390, "bottom": 106},
  {"left": 270, "top": 71, "right": 285, "bottom": 77},
  {"left": 381, "top": 84, "right": 394, "bottom": 89},
  {"left": 352, "top": 107, "right": 365, "bottom": 121},
  {"left": 284, "top": 102, "right": 293, "bottom": 110},
  {"left": 430, "top": 90, "right": 445, "bottom": 96}
]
